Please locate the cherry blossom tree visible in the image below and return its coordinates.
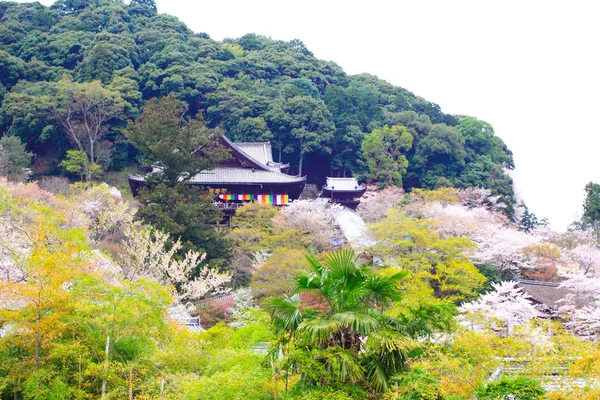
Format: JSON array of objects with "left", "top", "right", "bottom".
[
  {"left": 119, "top": 224, "right": 230, "bottom": 304},
  {"left": 357, "top": 185, "right": 404, "bottom": 223},
  {"left": 460, "top": 281, "right": 540, "bottom": 335},
  {"left": 471, "top": 227, "right": 543, "bottom": 279},
  {"left": 228, "top": 287, "right": 257, "bottom": 328},
  {"left": 565, "top": 244, "right": 600, "bottom": 276},
  {"left": 276, "top": 200, "right": 344, "bottom": 251},
  {"left": 457, "top": 187, "right": 506, "bottom": 212},
  {"left": 565, "top": 306, "right": 600, "bottom": 339},
  {"left": 421, "top": 202, "right": 497, "bottom": 239},
  {"left": 74, "top": 184, "right": 136, "bottom": 247},
  {"left": 557, "top": 275, "right": 600, "bottom": 315}
]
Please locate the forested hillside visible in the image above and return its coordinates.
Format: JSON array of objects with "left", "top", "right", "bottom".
[
  {"left": 11, "top": 3, "right": 597, "bottom": 398},
  {"left": 0, "top": 0, "right": 516, "bottom": 213}
]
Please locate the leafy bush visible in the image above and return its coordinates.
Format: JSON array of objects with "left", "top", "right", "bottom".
[{"left": 477, "top": 376, "right": 546, "bottom": 399}]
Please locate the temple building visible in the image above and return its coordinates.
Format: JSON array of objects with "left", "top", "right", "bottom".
[
  {"left": 321, "top": 177, "right": 366, "bottom": 210},
  {"left": 129, "top": 136, "right": 306, "bottom": 217}
]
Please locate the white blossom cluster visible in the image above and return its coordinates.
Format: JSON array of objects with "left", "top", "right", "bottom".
[
  {"left": 277, "top": 200, "right": 344, "bottom": 250},
  {"left": 357, "top": 186, "right": 404, "bottom": 223},
  {"left": 119, "top": 224, "right": 230, "bottom": 303},
  {"left": 460, "top": 281, "right": 541, "bottom": 335}
]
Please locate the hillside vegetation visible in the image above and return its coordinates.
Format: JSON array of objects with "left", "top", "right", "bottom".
[
  {"left": 2, "top": 181, "right": 600, "bottom": 399},
  {"left": 0, "top": 0, "right": 515, "bottom": 213},
  {"left": 8, "top": 1, "right": 600, "bottom": 399}
]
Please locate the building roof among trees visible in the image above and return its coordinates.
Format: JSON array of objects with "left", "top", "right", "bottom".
[
  {"left": 324, "top": 177, "right": 364, "bottom": 191},
  {"left": 516, "top": 280, "right": 570, "bottom": 310},
  {"left": 130, "top": 135, "right": 305, "bottom": 186},
  {"left": 189, "top": 167, "right": 305, "bottom": 185}
]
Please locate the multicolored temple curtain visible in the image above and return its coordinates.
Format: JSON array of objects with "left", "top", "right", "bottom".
[{"left": 218, "top": 194, "right": 289, "bottom": 205}]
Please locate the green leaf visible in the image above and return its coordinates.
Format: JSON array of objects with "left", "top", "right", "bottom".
[{"left": 332, "top": 312, "right": 379, "bottom": 335}]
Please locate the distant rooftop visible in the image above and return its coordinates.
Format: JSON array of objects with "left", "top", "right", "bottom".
[
  {"left": 324, "top": 177, "right": 364, "bottom": 191},
  {"left": 517, "top": 280, "right": 570, "bottom": 310},
  {"left": 189, "top": 167, "right": 305, "bottom": 185},
  {"left": 234, "top": 141, "right": 274, "bottom": 166}
]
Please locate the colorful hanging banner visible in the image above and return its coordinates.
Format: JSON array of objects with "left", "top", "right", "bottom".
[{"left": 218, "top": 194, "right": 289, "bottom": 205}]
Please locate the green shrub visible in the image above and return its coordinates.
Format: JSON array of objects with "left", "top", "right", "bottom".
[{"left": 477, "top": 376, "right": 546, "bottom": 399}]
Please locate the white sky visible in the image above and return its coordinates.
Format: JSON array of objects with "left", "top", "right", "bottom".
[{"left": 15, "top": 0, "right": 600, "bottom": 229}]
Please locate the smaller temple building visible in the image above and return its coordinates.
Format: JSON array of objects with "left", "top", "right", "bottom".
[
  {"left": 129, "top": 136, "right": 306, "bottom": 220},
  {"left": 321, "top": 177, "right": 366, "bottom": 210}
]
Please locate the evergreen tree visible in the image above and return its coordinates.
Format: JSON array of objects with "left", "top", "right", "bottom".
[
  {"left": 519, "top": 202, "right": 539, "bottom": 233},
  {"left": 583, "top": 182, "right": 600, "bottom": 238},
  {"left": 0, "top": 135, "right": 32, "bottom": 182}
]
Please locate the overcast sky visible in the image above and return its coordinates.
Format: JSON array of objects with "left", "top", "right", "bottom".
[{"left": 15, "top": 0, "right": 600, "bottom": 229}]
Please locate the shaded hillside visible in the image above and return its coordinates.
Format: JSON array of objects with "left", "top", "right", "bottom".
[{"left": 0, "top": 0, "right": 515, "bottom": 212}]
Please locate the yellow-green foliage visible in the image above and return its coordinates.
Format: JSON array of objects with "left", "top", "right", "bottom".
[
  {"left": 387, "top": 321, "right": 595, "bottom": 400},
  {"left": 252, "top": 247, "right": 309, "bottom": 301},
  {"left": 222, "top": 43, "right": 245, "bottom": 57},
  {"left": 373, "top": 208, "right": 484, "bottom": 301},
  {"left": 386, "top": 277, "right": 458, "bottom": 338},
  {"left": 411, "top": 188, "right": 459, "bottom": 205},
  {"left": 233, "top": 202, "right": 278, "bottom": 233}
]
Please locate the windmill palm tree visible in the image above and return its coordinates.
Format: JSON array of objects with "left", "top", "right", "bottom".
[{"left": 270, "top": 248, "right": 409, "bottom": 394}]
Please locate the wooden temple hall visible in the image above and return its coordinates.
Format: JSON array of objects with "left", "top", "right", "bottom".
[{"left": 129, "top": 136, "right": 307, "bottom": 223}]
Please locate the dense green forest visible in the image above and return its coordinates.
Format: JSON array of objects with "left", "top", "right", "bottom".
[{"left": 0, "top": 0, "right": 516, "bottom": 213}]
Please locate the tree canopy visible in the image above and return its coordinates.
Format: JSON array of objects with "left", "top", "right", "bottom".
[{"left": 0, "top": 0, "right": 517, "bottom": 211}]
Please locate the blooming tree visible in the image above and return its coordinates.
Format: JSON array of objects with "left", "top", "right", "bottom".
[
  {"left": 471, "top": 227, "right": 543, "bottom": 279},
  {"left": 565, "top": 244, "right": 600, "bottom": 276},
  {"left": 75, "top": 184, "right": 136, "bottom": 246},
  {"left": 276, "top": 200, "right": 344, "bottom": 251},
  {"left": 421, "top": 202, "right": 497, "bottom": 239},
  {"left": 565, "top": 306, "right": 600, "bottom": 339},
  {"left": 228, "top": 287, "right": 257, "bottom": 328},
  {"left": 460, "top": 281, "right": 540, "bottom": 335},
  {"left": 357, "top": 185, "right": 404, "bottom": 223},
  {"left": 557, "top": 275, "right": 600, "bottom": 315},
  {"left": 250, "top": 249, "right": 271, "bottom": 272},
  {"left": 119, "top": 224, "right": 230, "bottom": 303}
]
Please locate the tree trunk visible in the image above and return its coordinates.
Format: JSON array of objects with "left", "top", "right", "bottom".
[
  {"left": 85, "top": 162, "right": 92, "bottom": 183},
  {"left": 128, "top": 366, "right": 133, "bottom": 400},
  {"left": 35, "top": 309, "right": 40, "bottom": 373},
  {"left": 270, "top": 359, "right": 278, "bottom": 400},
  {"left": 101, "top": 335, "right": 110, "bottom": 399},
  {"left": 298, "top": 139, "right": 304, "bottom": 177}
]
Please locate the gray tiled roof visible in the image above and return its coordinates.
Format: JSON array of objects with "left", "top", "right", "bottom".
[
  {"left": 130, "top": 136, "right": 304, "bottom": 185},
  {"left": 234, "top": 142, "right": 274, "bottom": 166},
  {"left": 517, "top": 280, "right": 570, "bottom": 309},
  {"left": 189, "top": 168, "right": 305, "bottom": 184}
]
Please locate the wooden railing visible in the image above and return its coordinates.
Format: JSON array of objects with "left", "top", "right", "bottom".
[{"left": 214, "top": 202, "right": 246, "bottom": 210}]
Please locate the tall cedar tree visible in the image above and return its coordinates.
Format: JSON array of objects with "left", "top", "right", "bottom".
[
  {"left": 126, "top": 96, "right": 229, "bottom": 186},
  {"left": 583, "top": 182, "right": 600, "bottom": 239},
  {"left": 127, "top": 96, "right": 231, "bottom": 267}
]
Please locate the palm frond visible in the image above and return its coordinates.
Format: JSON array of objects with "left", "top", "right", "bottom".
[
  {"left": 297, "top": 318, "right": 341, "bottom": 345},
  {"left": 365, "top": 328, "right": 409, "bottom": 373},
  {"left": 305, "top": 253, "right": 326, "bottom": 276},
  {"left": 365, "top": 274, "right": 404, "bottom": 302},
  {"left": 332, "top": 311, "right": 379, "bottom": 335},
  {"left": 269, "top": 294, "right": 302, "bottom": 332},
  {"left": 295, "top": 269, "right": 323, "bottom": 291},
  {"left": 325, "top": 248, "right": 361, "bottom": 280},
  {"left": 329, "top": 346, "right": 364, "bottom": 382},
  {"left": 364, "top": 357, "right": 390, "bottom": 393}
]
